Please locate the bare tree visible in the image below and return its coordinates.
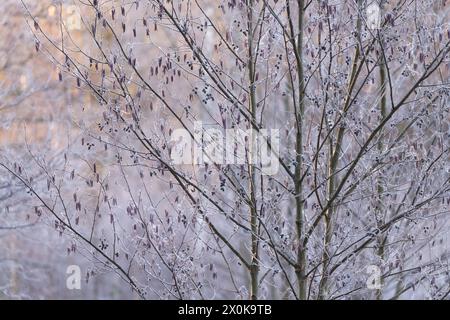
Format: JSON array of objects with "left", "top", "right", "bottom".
[
  {"left": 2, "top": 0, "right": 449, "bottom": 299},
  {"left": 0, "top": 1, "right": 132, "bottom": 299}
]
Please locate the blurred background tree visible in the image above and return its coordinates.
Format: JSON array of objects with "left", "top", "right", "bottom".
[{"left": 0, "top": 0, "right": 449, "bottom": 300}]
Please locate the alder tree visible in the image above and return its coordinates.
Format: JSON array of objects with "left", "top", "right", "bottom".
[{"left": 1, "top": 0, "right": 449, "bottom": 299}]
